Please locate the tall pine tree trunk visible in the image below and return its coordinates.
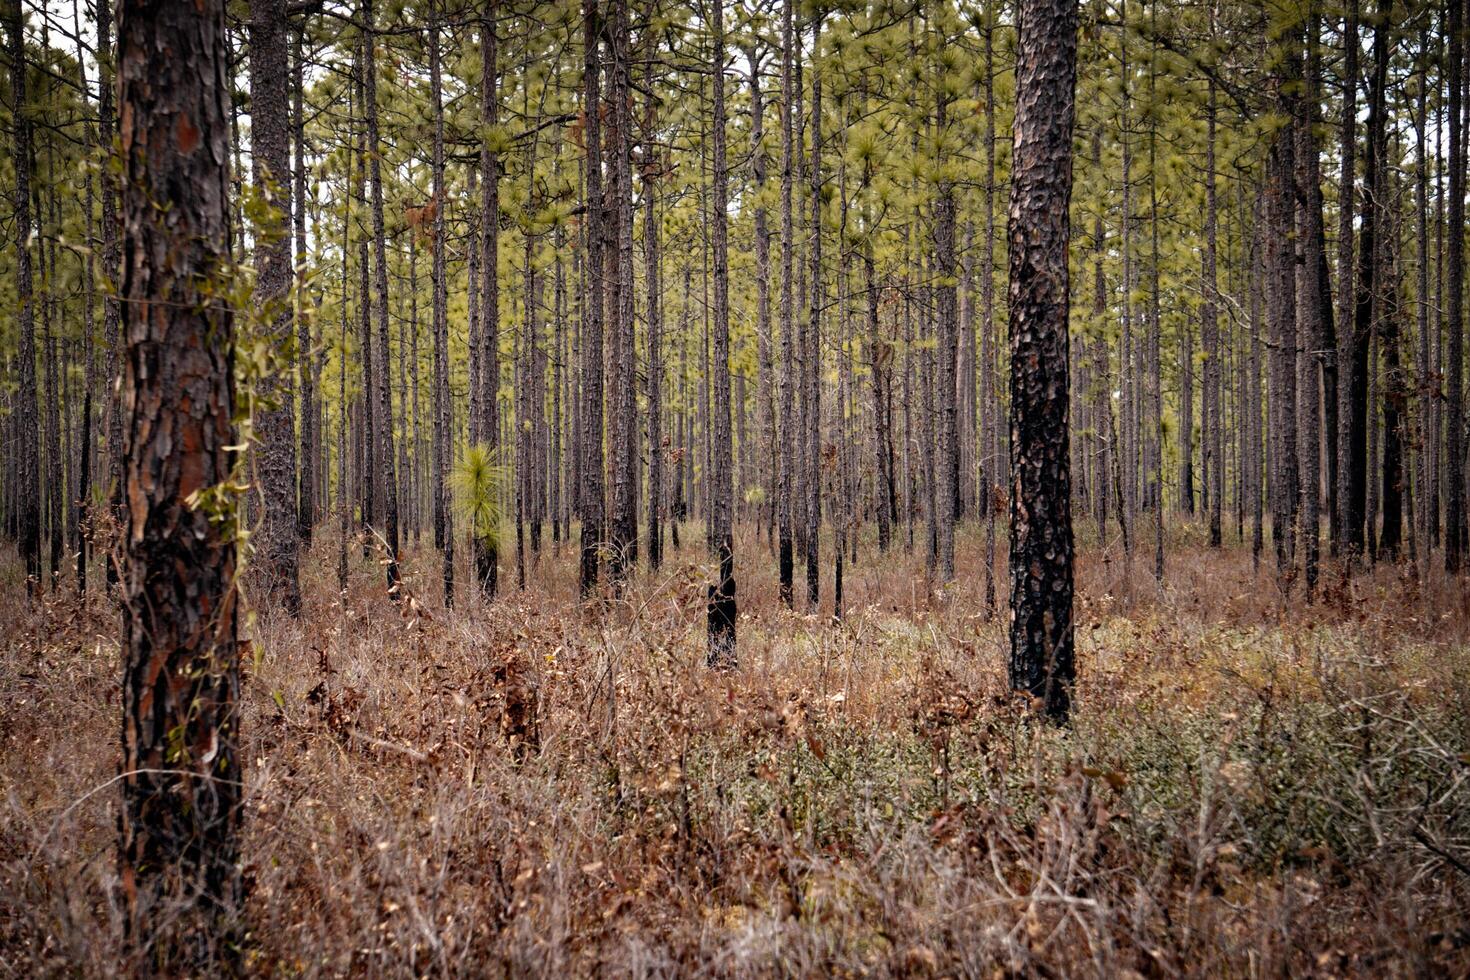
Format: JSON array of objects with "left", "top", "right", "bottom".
[
  {"left": 1008, "top": 0, "right": 1078, "bottom": 722},
  {"left": 776, "top": 0, "right": 796, "bottom": 606},
  {"left": 707, "top": 0, "right": 737, "bottom": 666},
  {"left": 294, "top": 20, "right": 315, "bottom": 543},
  {"left": 478, "top": 3, "right": 500, "bottom": 596},
  {"left": 579, "top": 0, "right": 606, "bottom": 598},
  {"left": 1446, "top": 0, "right": 1466, "bottom": 570},
  {"left": 934, "top": 92, "right": 959, "bottom": 584},
  {"left": 117, "top": 0, "right": 241, "bottom": 957},
  {"left": 249, "top": 0, "right": 302, "bottom": 613},
  {"left": 7, "top": 0, "right": 39, "bottom": 590},
  {"left": 364, "top": 0, "right": 399, "bottom": 596},
  {"left": 429, "top": 8, "right": 453, "bottom": 605}
]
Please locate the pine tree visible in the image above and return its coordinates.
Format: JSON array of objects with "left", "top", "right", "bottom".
[{"left": 1008, "top": 0, "right": 1078, "bottom": 722}]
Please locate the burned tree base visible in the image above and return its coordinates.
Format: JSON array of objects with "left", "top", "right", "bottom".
[{"left": 706, "top": 579, "right": 737, "bottom": 670}]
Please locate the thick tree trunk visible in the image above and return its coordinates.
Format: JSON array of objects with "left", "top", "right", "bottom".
[
  {"left": 1008, "top": 0, "right": 1077, "bottom": 722},
  {"left": 117, "top": 0, "right": 241, "bottom": 959},
  {"left": 249, "top": 0, "right": 302, "bottom": 614}
]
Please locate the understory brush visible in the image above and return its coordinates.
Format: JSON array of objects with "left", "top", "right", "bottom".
[{"left": 1, "top": 526, "right": 1467, "bottom": 976}]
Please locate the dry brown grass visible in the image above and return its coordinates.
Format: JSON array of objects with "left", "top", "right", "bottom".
[{"left": 2, "top": 521, "right": 1468, "bottom": 977}]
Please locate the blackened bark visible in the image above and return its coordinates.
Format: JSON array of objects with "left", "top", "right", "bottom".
[
  {"left": 1007, "top": 0, "right": 1077, "bottom": 722},
  {"left": 1347, "top": 0, "right": 1390, "bottom": 564},
  {"left": 117, "top": 0, "right": 241, "bottom": 959},
  {"left": 708, "top": 0, "right": 736, "bottom": 667}
]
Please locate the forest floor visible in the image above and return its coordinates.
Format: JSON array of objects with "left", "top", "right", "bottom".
[{"left": 2, "top": 522, "right": 1469, "bottom": 977}]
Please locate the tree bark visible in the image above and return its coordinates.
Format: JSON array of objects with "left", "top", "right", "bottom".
[
  {"left": 363, "top": 0, "right": 399, "bottom": 597},
  {"left": 708, "top": 0, "right": 737, "bottom": 666},
  {"left": 117, "top": 0, "right": 241, "bottom": 958},
  {"left": 934, "top": 92, "right": 958, "bottom": 584},
  {"left": 1346, "top": 0, "right": 1391, "bottom": 565},
  {"left": 293, "top": 20, "right": 315, "bottom": 543},
  {"left": 1446, "top": 0, "right": 1467, "bottom": 570},
  {"left": 1008, "top": 0, "right": 1077, "bottom": 722},
  {"left": 644, "top": 61, "right": 664, "bottom": 571},
  {"left": 607, "top": 0, "right": 637, "bottom": 581},
  {"left": 249, "top": 0, "right": 302, "bottom": 613},
  {"left": 429, "top": 8, "right": 453, "bottom": 605},
  {"left": 579, "top": 0, "right": 606, "bottom": 599},
  {"left": 478, "top": 3, "right": 500, "bottom": 597},
  {"left": 776, "top": 0, "right": 796, "bottom": 607}
]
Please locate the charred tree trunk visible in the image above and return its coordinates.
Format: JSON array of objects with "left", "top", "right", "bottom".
[
  {"left": 708, "top": 0, "right": 737, "bottom": 667},
  {"left": 1346, "top": 0, "right": 1391, "bottom": 565},
  {"left": 1007, "top": 0, "right": 1077, "bottom": 722}
]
